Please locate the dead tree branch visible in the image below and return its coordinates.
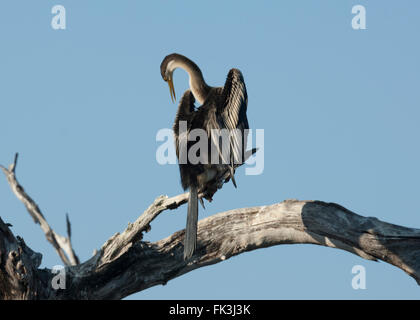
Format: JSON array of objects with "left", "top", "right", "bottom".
[
  {"left": 1, "top": 154, "right": 420, "bottom": 299},
  {"left": 0, "top": 216, "right": 46, "bottom": 299},
  {"left": 0, "top": 153, "right": 79, "bottom": 266}
]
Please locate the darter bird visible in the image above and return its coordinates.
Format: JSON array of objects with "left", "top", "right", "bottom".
[{"left": 160, "top": 53, "right": 255, "bottom": 260}]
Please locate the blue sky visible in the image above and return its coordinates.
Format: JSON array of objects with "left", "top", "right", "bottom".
[{"left": 0, "top": 1, "right": 419, "bottom": 299}]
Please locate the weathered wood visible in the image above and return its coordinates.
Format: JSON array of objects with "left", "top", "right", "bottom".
[
  {"left": 1, "top": 155, "right": 420, "bottom": 299},
  {"left": 0, "top": 153, "right": 79, "bottom": 266},
  {"left": 0, "top": 217, "right": 47, "bottom": 299},
  {"left": 59, "top": 197, "right": 420, "bottom": 299}
]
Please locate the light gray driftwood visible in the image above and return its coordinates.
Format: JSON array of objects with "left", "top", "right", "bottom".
[
  {"left": 0, "top": 153, "right": 79, "bottom": 266},
  {"left": 1, "top": 154, "right": 420, "bottom": 299}
]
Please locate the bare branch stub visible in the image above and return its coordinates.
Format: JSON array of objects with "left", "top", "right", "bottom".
[
  {"left": 2, "top": 153, "right": 420, "bottom": 299},
  {"left": 0, "top": 153, "right": 79, "bottom": 266}
]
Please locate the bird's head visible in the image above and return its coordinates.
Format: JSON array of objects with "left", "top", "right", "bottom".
[{"left": 160, "top": 53, "right": 182, "bottom": 103}]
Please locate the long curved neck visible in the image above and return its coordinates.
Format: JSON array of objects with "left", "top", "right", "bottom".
[{"left": 169, "top": 57, "right": 211, "bottom": 104}]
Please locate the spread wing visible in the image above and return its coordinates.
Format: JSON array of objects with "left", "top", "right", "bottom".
[{"left": 219, "top": 69, "right": 249, "bottom": 185}]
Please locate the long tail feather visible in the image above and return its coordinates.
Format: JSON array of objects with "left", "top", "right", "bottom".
[{"left": 184, "top": 185, "right": 198, "bottom": 260}]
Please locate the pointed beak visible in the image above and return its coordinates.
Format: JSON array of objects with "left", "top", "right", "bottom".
[{"left": 167, "top": 78, "right": 176, "bottom": 103}]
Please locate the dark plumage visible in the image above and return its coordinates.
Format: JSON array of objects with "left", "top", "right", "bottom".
[{"left": 161, "top": 53, "right": 255, "bottom": 260}]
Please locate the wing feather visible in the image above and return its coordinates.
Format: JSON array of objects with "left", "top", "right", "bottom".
[
  {"left": 173, "top": 89, "right": 196, "bottom": 190},
  {"left": 173, "top": 90, "right": 195, "bottom": 160},
  {"left": 220, "top": 69, "right": 249, "bottom": 166}
]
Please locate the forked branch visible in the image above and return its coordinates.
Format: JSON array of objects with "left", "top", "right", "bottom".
[
  {"left": 0, "top": 153, "right": 79, "bottom": 266},
  {"left": 1, "top": 154, "right": 420, "bottom": 300}
]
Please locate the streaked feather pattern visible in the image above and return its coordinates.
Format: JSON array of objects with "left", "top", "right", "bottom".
[{"left": 163, "top": 54, "right": 252, "bottom": 260}]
